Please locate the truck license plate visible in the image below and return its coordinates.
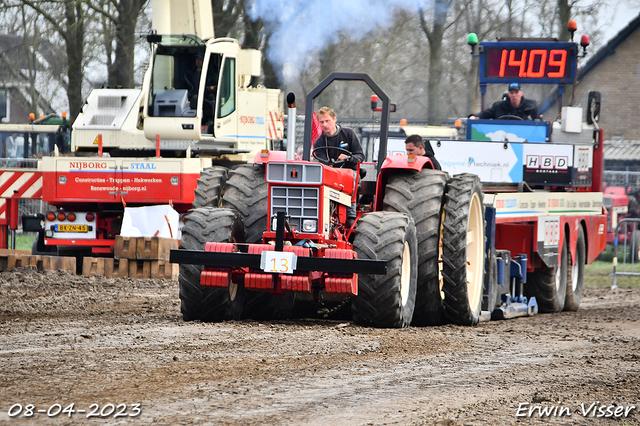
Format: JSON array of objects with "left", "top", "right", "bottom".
[
  {"left": 260, "top": 251, "right": 297, "bottom": 274},
  {"left": 55, "top": 224, "right": 88, "bottom": 233}
]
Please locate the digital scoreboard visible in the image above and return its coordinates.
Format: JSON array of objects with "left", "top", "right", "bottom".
[{"left": 479, "top": 41, "right": 578, "bottom": 85}]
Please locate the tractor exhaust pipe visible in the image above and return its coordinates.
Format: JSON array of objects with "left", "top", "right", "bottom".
[{"left": 286, "top": 92, "right": 296, "bottom": 160}]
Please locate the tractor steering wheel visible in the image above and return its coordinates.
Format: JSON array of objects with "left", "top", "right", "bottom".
[
  {"left": 312, "top": 146, "right": 352, "bottom": 168},
  {"left": 497, "top": 114, "right": 524, "bottom": 121}
]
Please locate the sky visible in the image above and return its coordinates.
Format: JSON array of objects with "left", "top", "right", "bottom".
[{"left": 602, "top": 2, "right": 640, "bottom": 40}]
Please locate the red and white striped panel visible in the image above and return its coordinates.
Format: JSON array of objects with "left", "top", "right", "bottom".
[
  {"left": 268, "top": 111, "right": 283, "bottom": 140},
  {"left": 0, "top": 170, "right": 43, "bottom": 221},
  {"left": 0, "top": 170, "right": 43, "bottom": 199}
]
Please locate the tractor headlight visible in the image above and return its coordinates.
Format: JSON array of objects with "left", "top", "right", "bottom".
[
  {"left": 271, "top": 217, "right": 278, "bottom": 231},
  {"left": 302, "top": 219, "right": 317, "bottom": 233}
]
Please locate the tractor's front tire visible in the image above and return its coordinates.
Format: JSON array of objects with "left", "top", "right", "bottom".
[
  {"left": 383, "top": 169, "right": 448, "bottom": 326},
  {"left": 178, "top": 208, "right": 245, "bottom": 322},
  {"left": 528, "top": 235, "right": 568, "bottom": 313},
  {"left": 243, "top": 291, "right": 296, "bottom": 320},
  {"left": 221, "top": 163, "right": 295, "bottom": 320},
  {"left": 192, "top": 166, "right": 229, "bottom": 209},
  {"left": 441, "top": 174, "right": 485, "bottom": 326},
  {"left": 352, "top": 212, "right": 418, "bottom": 328}
]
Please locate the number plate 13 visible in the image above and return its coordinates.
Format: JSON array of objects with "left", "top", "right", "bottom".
[{"left": 260, "top": 251, "right": 298, "bottom": 274}]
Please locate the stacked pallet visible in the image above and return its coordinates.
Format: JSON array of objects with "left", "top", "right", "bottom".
[
  {"left": 82, "top": 236, "right": 180, "bottom": 279},
  {"left": 0, "top": 249, "right": 76, "bottom": 273}
]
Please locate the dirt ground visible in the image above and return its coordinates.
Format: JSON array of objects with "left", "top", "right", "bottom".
[{"left": 0, "top": 267, "right": 639, "bottom": 426}]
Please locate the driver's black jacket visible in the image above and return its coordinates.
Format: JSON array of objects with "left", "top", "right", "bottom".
[
  {"left": 477, "top": 97, "right": 538, "bottom": 120},
  {"left": 313, "top": 125, "right": 364, "bottom": 171}
]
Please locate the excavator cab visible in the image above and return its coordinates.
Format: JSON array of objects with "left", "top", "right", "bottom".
[{"left": 143, "top": 34, "right": 226, "bottom": 141}]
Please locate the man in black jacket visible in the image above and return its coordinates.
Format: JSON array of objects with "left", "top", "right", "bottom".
[
  {"left": 474, "top": 83, "right": 539, "bottom": 120},
  {"left": 313, "top": 107, "right": 364, "bottom": 171},
  {"left": 405, "top": 134, "right": 441, "bottom": 170},
  {"left": 313, "top": 106, "right": 364, "bottom": 226}
]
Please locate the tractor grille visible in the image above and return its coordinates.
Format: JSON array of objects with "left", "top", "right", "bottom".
[
  {"left": 271, "top": 186, "right": 319, "bottom": 232},
  {"left": 266, "top": 163, "right": 322, "bottom": 184}
]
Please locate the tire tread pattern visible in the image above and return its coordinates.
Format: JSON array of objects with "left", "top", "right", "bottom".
[
  {"left": 178, "top": 208, "right": 244, "bottom": 322},
  {"left": 528, "top": 236, "right": 568, "bottom": 313},
  {"left": 221, "top": 164, "right": 268, "bottom": 243},
  {"left": 221, "top": 163, "right": 294, "bottom": 319},
  {"left": 441, "top": 173, "right": 485, "bottom": 326},
  {"left": 352, "top": 212, "right": 417, "bottom": 328},
  {"left": 192, "top": 166, "right": 229, "bottom": 209},
  {"left": 382, "top": 170, "right": 448, "bottom": 326},
  {"left": 564, "top": 227, "right": 585, "bottom": 311}
]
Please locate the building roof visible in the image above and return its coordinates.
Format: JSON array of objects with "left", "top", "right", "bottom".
[{"left": 604, "top": 140, "right": 640, "bottom": 162}]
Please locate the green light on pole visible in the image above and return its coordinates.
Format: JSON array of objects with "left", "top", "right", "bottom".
[{"left": 467, "top": 33, "right": 478, "bottom": 54}]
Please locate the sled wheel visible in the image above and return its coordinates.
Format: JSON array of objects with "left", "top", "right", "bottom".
[
  {"left": 482, "top": 248, "right": 499, "bottom": 312},
  {"left": 529, "top": 234, "right": 568, "bottom": 313},
  {"left": 564, "top": 227, "right": 585, "bottom": 311}
]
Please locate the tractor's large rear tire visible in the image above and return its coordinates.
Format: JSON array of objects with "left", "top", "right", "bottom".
[
  {"left": 222, "top": 163, "right": 268, "bottom": 243},
  {"left": 192, "top": 166, "right": 229, "bottom": 209},
  {"left": 441, "top": 174, "right": 485, "bottom": 326},
  {"left": 528, "top": 235, "right": 568, "bottom": 313},
  {"left": 352, "top": 212, "right": 418, "bottom": 328},
  {"left": 221, "top": 163, "right": 295, "bottom": 320},
  {"left": 382, "top": 169, "right": 448, "bottom": 326},
  {"left": 178, "top": 208, "right": 245, "bottom": 322},
  {"left": 564, "top": 227, "right": 585, "bottom": 311}
]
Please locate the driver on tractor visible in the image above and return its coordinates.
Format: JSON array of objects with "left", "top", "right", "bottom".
[
  {"left": 471, "top": 82, "right": 540, "bottom": 120},
  {"left": 313, "top": 106, "right": 364, "bottom": 226}
]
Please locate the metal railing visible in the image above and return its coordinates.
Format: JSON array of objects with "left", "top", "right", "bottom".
[
  {"left": 612, "top": 218, "right": 640, "bottom": 289},
  {"left": 603, "top": 170, "right": 640, "bottom": 189},
  {"left": 0, "top": 158, "right": 40, "bottom": 168}
]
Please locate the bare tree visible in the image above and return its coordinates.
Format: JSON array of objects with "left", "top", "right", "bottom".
[
  {"left": 16, "top": 0, "right": 85, "bottom": 121},
  {"left": 212, "top": 0, "right": 244, "bottom": 38},
  {"left": 418, "top": 0, "right": 455, "bottom": 124},
  {"left": 87, "top": 0, "right": 148, "bottom": 88},
  {"left": 242, "top": 6, "right": 280, "bottom": 88}
]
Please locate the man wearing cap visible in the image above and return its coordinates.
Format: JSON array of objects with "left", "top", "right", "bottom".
[{"left": 475, "top": 83, "right": 539, "bottom": 120}]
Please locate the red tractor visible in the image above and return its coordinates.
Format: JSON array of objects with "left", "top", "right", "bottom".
[
  {"left": 603, "top": 185, "right": 640, "bottom": 261},
  {"left": 171, "top": 73, "right": 487, "bottom": 327}
]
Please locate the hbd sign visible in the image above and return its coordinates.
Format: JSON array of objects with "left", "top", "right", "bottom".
[{"left": 526, "top": 155, "right": 569, "bottom": 170}]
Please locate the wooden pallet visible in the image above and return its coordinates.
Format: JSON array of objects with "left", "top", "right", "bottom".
[
  {"left": 0, "top": 239, "right": 180, "bottom": 280},
  {"left": 0, "top": 252, "right": 76, "bottom": 273},
  {"left": 83, "top": 257, "right": 178, "bottom": 280},
  {"left": 115, "top": 236, "right": 179, "bottom": 260}
]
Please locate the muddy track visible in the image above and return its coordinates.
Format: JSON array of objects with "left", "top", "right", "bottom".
[{"left": 0, "top": 267, "right": 639, "bottom": 425}]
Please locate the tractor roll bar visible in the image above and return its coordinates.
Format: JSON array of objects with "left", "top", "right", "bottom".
[{"left": 302, "top": 72, "right": 391, "bottom": 174}]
